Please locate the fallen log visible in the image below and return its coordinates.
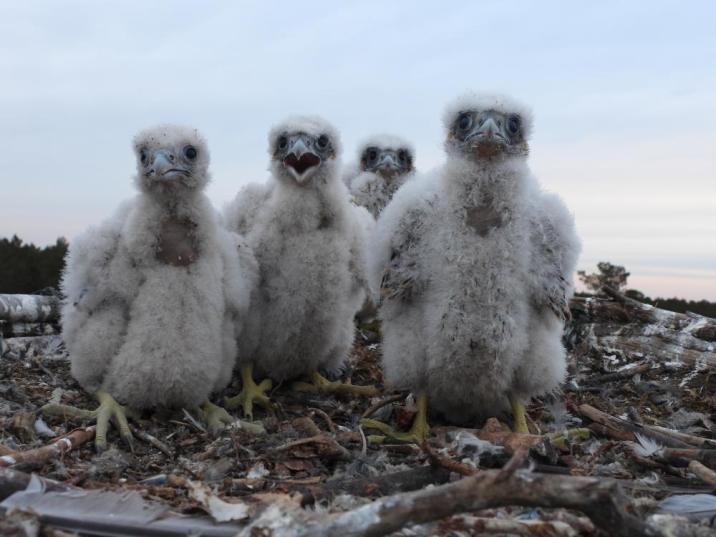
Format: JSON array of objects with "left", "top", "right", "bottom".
[
  {"left": 569, "top": 288, "right": 716, "bottom": 369},
  {"left": 0, "top": 294, "right": 61, "bottom": 323},
  {"left": 0, "top": 320, "right": 59, "bottom": 338}
]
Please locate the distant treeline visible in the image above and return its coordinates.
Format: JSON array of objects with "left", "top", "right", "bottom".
[
  {"left": 1, "top": 236, "right": 715, "bottom": 318},
  {"left": 0, "top": 235, "right": 68, "bottom": 294}
]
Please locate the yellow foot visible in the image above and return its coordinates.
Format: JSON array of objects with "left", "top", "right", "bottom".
[
  {"left": 42, "top": 389, "right": 135, "bottom": 452},
  {"left": 293, "top": 370, "right": 378, "bottom": 397},
  {"left": 546, "top": 428, "right": 591, "bottom": 449},
  {"left": 361, "top": 393, "right": 429, "bottom": 444},
  {"left": 199, "top": 401, "right": 234, "bottom": 433},
  {"left": 510, "top": 397, "right": 529, "bottom": 433},
  {"left": 224, "top": 364, "right": 273, "bottom": 420}
]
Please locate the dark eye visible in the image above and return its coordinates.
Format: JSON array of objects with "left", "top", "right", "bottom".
[
  {"left": 317, "top": 135, "right": 329, "bottom": 149},
  {"left": 367, "top": 149, "right": 378, "bottom": 162},
  {"left": 139, "top": 149, "right": 148, "bottom": 164},
  {"left": 278, "top": 136, "right": 288, "bottom": 150},
  {"left": 184, "top": 145, "right": 197, "bottom": 160},
  {"left": 457, "top": 113, "right": 473, "bottom": 131},
  {"left": 398, "top": 150, "right": 407, "bottom": 163},
  {"left": 507, "top": 115, "right": 521, "bottom": 135}
]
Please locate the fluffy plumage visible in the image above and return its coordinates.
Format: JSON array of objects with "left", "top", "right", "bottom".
[
  {"left": 344, "top": 134, "right": 416, "bottom": 218},
  {"left": 224, "top": 116, "right": 370, "bottom": 381},
  {"left": 370, "top": 94, "right": 580, "bottom": 424},
  {"left": 62, "top": 125, "right": 255, "bottom": 410}
]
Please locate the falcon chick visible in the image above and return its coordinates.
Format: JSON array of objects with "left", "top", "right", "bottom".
[
  {"left": 344, "top": 135, "right": 416, "bottom": 218},
  {"left": 363, "top": 94, "right": 580, "bottom": 441},
  {"left": 223, "top": 116, "right": 376, "bottom": 419},
  {"left": 43, "top": 125, "right": 254, "bottom": 449}
]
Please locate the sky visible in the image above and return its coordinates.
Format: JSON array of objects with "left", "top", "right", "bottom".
[{"left": 1, "top": 1, "right": 714, "bottom": 300}]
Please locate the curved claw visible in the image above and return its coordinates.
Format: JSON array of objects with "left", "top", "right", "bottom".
[
  {"left": 42, "top": 391, "right": 134, "bottom": 452},
  {"left": 95, "top": 390, "right": 134, "bottom": 452},
  {"left": 200, "top": 401, "right": 234, "bottom": 433},
  {"left": 360, "top": 393, "right": 429, "bottom": 444},
  {"left": 293, "top": 370, "right": 378, "bottom": 397},
  {"left": 225, "top": 365, "right": 273, "bottom": 421}
]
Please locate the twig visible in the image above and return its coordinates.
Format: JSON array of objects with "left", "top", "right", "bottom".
[
  {"left": 272, "top": 434, "right": 350, "bottom": 460},
  {"left": 128, "top": 424, "right": 173, "bottom": 458},
  {"left": 659, "top": 448, "right": 716, "bottom": 468},
  {"left": 358, "top": 425, "right": 367, "bottom": 457},
  {"left": 421, "top": 440, "right": 477, "bottom": 477},
  {"left": 688, "top": 460, "right": 716, "bottom": 488},
  {"left": 361, "top": 394, "right": 404, "bottom": 418},
  {"left": 649, "top": 426, "right": 716, "bottom": 449},
  {"left": 0, "top": 426, "right": 95, "bottom": 468},
  {"left": 578, "top": 404, "right": 692, "bottom": 448},
  {"left": 584, "top": 363, "right": 650, "bottom": 385},
  {"left": 181, "top": 409, "right": 207, "bottom": 433},
  {"left": 308, "top": 407, "right": 336, "bottom": 434}
]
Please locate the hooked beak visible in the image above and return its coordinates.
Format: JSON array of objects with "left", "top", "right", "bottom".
[
  {"left": 466, "top": 116, "right": 508, "bottom": 145},
  {"left": 376, "top": 153, "right": 400, "bottom": 178},
  {"left": 148, "top": 150, "right": 190, "bottom": 182},
  {"left": 283, "top": 138, "right": 321, "bottom": 183},
  {"left": 465, "top": 115, "right": 509, "bottom": 159}
]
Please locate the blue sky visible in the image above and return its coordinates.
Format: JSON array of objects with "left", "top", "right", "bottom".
[{"left": 1, "top": 1, "right": 714, "bottom": 299}]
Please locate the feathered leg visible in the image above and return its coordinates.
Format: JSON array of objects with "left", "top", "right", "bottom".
[
  {"left": 292, "top": 370, "right": 378, "bottom": 397},
  {"left": 224, "top": 364, "right": 273, "bottom": 420},
  {"left": 361, "top": 392, "right": 429, "bottom": 443},
  {"left": 42, "top": 390, "right": 136, "bottom": 452}
]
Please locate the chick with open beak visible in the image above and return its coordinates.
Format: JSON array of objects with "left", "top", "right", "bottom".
[
  {"left": 274, "top": 130, "right": 336, "bottom": 185},
  {"left": 223, "top": 116, "right": 377, "bottom": 420}
]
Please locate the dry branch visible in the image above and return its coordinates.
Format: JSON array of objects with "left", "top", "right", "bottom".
[
  {"left": 0, "top": 426, "right": 95, "bottom": 468},
  {"left": 688, "top": 460, "right": 716, "bottom": 488},
  {"left": 241, "top": 452, "right": 650, "bottom": 537},
  {"left": 577, "top": 404, "right": 693, "bottom": 448}
]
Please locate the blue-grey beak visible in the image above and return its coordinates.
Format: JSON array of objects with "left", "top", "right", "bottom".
[
  {"left": 283, "top": 136, "right": 321, "bottom": 183},
  {"left": 148, "top": 149, "right": 189, "bottom": 181},
  {"left": 468, "top": 114, "right": 507, "bottom": 144}
]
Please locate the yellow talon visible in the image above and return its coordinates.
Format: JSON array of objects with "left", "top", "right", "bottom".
[
  {"left": 224, "top": 364, "right": 273, "bottom": 420},
  {"left": 42, "top": 389, "right": 135, "bottom": 452},
  {"left": 361, "top": 392, "right": 429, "bottom": 443},
  {"left": 293, "top": 370, "right": 378, "bottom": 397},
  {"left": 199, "top": 400, "right": 234, "bottom": 432}
]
